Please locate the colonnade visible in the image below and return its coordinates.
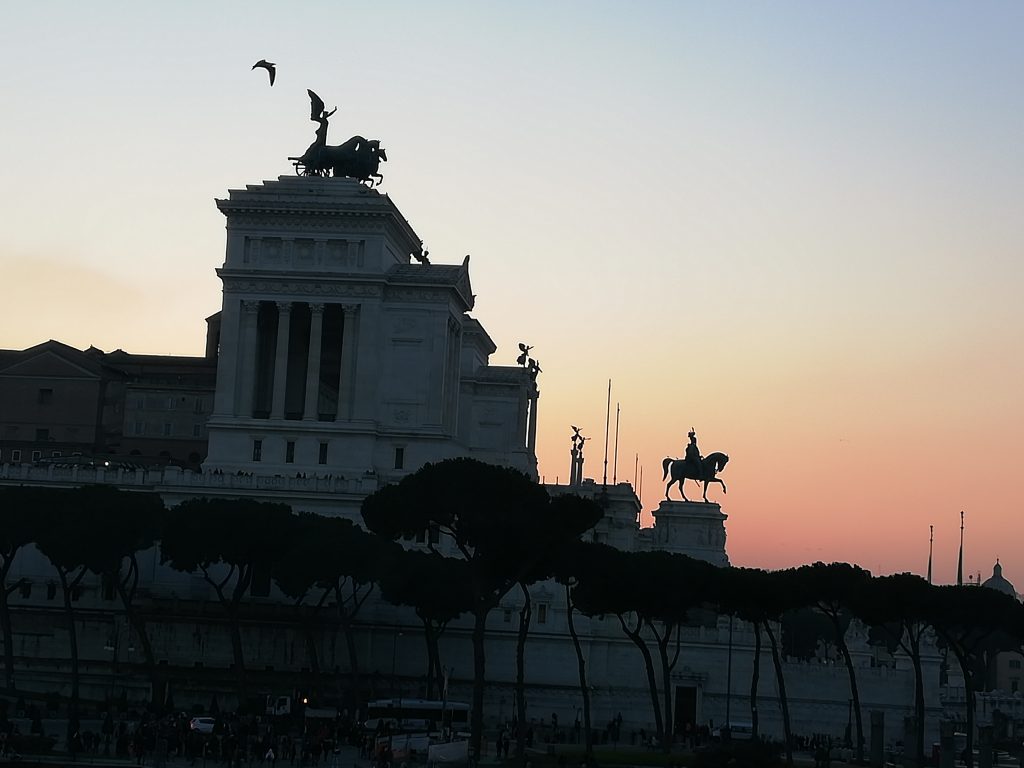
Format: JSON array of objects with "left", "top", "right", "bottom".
[{"left": 234, "top": 299, "right": 359, "bottom": 421}]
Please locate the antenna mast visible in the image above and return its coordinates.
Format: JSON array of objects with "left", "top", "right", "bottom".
[
  {"left": 927, "top": 525, "right": 934, "bottom": 584},
  {"left": 612, "top": 402, "right": 620, "bottom": 484},
  {"left": 956, "top": 511, "right": 965, "bottom": 587},
  {"left": 602, "top": 379, "right": 611, "bottom": 488}
]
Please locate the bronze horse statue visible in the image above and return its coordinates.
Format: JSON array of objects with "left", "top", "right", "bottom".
[
  {"left": 662, "top": 451, "right": 729, "bottom": 503},
  {"left": 291, "top": 135, "right": 387, "bottom": 185}
]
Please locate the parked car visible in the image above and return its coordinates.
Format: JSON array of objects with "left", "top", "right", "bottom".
[{"left": 189, "top": 717, "right": 216, "bottom": 734}]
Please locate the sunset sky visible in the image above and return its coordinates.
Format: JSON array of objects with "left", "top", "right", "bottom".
[{"left": 2, "top": 3, "right": 1021, "bottom": 587}]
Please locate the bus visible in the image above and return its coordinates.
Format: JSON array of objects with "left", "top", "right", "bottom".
[{"left": 363, "top": 699, "right": 470, "bottom": 735}]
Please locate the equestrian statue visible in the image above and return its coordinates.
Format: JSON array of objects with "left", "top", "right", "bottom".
[
  {"left": 662, "top": 428, "right": 729, "bottom": 503},
  {"left": 288, "top": 90, "right": 387, "bottom": 186}
]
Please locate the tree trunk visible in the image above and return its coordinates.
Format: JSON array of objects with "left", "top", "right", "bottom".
[
  {"left": 951, "top": 647, "right": 975, "bottom": 768},
  {"left": 620, "top": 615, "right": 664, "bottom": 745},
  {"left": 339, "top": 612, "right": 362, "bottom": 717},
  {"left": 836, "top": 634, "right": 864, "bottom": 762},
  {"left": 764, "top": 620, "right": 793, "bottom": 766},
  {"left": 302, "top": 608, "right": 322, "bottom": 676},
  {"left": 469, "top": 607, "right": 488, "bottom": 761},
  {"left": 57, "top": 569, "right": 81, "bottom": 746},
  {"left": 750, "top": 620, "right": 762, "bottom": 740},
  {"left": 655, "top": 621, "right": 679, "bottom": 753},
  {"left": 565, "top": 585, "right": 592, "bottom": 758},
  {"left": 514, "top": 585, "right": 532, "bottom": 759},
  {"left": 907, "top": 636, "right": 925, "bottom": 768},
  {"left": 827, "top": 610, "right": 864, "bottom": 763},
  {"left": 0, "top": 571, "right": 16, "bottom": 690},
  {"left": 115, "top": 579, "right": 155, "bottom": 674},
  {"left": 227, "top": 605, "right": 247, "bottom": 698},
  {"left": 421, "top": 618, "right": 443, "bottom": 701}
]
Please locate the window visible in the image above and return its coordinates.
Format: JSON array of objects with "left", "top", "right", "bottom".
[
  {"left": 11, "top": 450, "right": 21, "bottom": 463},
  {"left": 192, "top": 424, "right": 203, "bottom": 438},
  {"left": 50, "top": 451, "right": 61, "bottom": 458},
  {"left": 167, "top": 397, "right": 177, "bottom": 410},
  {"left": 163, "top": 423, "right": 172, "bottom": 437},
  {"left": 285, "top": 441, "right": 295, "bottom": 463},
  {"left": 35, "top": 428, "right": 49, "bottom": 441},
  {"left": 194, "top": 397, "right": 204, "bottom": 414},
  {"left": 318, "top": 442, "right": 328, "bottom": 465},
  {"left": 19, "top": 581, "right": 30, "bottom": 598},
  {"left": 503, "top": 609, "right": 512, "bottom": 623},
  {"left": 1010, "top": 660, "right": 1022, "bottom": 670},
  {"left": 537, "top": 604, "right": 548, "bottom": 624},
  {"left": 1013, "top": 679, "right": 1020, "bottom": 693},
  {"left": 134, "top": 421, "right": 145, "bottom": 436},
  {"left": 46, "top": 583, "right": 57, "bottom": 600},
  {"left": 394, "top": 446, "right": 405, "bottom": 470},
  {"left": 252, "top": 439, "right": 263, "bottom": 462},
  {"left": 37, "top": 388, "right": 53, "bottom": 404},
  {"left": 31, "top": 451, "right": 41, "bottom": 462}
]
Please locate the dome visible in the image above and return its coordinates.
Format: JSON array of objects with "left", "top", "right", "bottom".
[{"left": 981, "top": 560, "right": 1018, "bottom": 598}]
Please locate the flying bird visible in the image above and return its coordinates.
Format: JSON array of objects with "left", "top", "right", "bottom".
[{"left": 252, "top": 59, "right": 276, "bottom": 86}]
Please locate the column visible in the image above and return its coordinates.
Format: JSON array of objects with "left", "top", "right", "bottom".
[
  {"left": 237, "top": 300, "right": 260, "bottom": 418},
  {"left": 303, "top": 303, "right": 325, "bottom": 420},
  {"left": 336, "top": 305, "right": 358, "bottom": 421},
  {"left": 211, "top": 299, "right": 242, "bottom": 416},
  {"left": 527, "top": 390, "right": 539, "bottom": 453},
  {"left": 270, "top": 301, "right": 292, "bottom": 419}
]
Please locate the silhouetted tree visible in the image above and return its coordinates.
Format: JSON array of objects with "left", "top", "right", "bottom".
[
  {"left": 33, "top": 487, "right": 97, "bottom": 742},
  {"left": 573, "top": 548, "right": 715, "bottom": 751},
  {"left": 759, "top": 569, "right": 805, "bottom": 766},
  {"left": 553, "top": 539, "right": 606, "bottom": 759},
  {"left": 0, "top": 486, "right": 44, "bottom": 690},
  {"left": 715, "top": 566, "right": 770, "bottom": 741},
  {"left": 510, "top": 494, "right": 603, "bottom": 758},
  {"left": 161, "top": 497, "right": 295, "bottom": 697},
  {"left": 377, "top": 549, "right": 473, "bottom": 700},
  {"left": 361, "top": 458, "right": 601, "bottom": 759},
  {"left": 854, "top": 573, "right": 932, "bottom": 767},
  {"left": 928, "top": 585, "right": 1024, "bottom": 768},
  {"left": 72, "top": 486, "right": 163, "bottom": 698},
  {"left": 275, "top": 513, "right": 394, "bottom": 713},
  {"left": 798, "top": 562, "right": 872, "bottom": 763}
]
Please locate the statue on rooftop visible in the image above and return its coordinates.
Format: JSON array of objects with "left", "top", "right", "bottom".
[
  {"left": 289, "top": 90, "right": 388, "bottom": 186},
  {"left": 662, "top": 429, "right": 729, "bottom": 503}
]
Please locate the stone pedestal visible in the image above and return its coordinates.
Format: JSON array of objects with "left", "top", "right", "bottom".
[{"left": 650, "top": 500, "right": 729, "bottom": 566}]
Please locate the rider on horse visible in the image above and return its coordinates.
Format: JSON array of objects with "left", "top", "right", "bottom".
[{"left": 684, "top": 428, "right": 703, "bottom": 480}]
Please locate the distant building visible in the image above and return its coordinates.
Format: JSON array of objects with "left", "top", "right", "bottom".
[
  {"left": 0, "top": 339, "right": 216, "bottom": 468},
  {"left": 980, "top": 561, "right": 1023, "bottom": 695}
]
